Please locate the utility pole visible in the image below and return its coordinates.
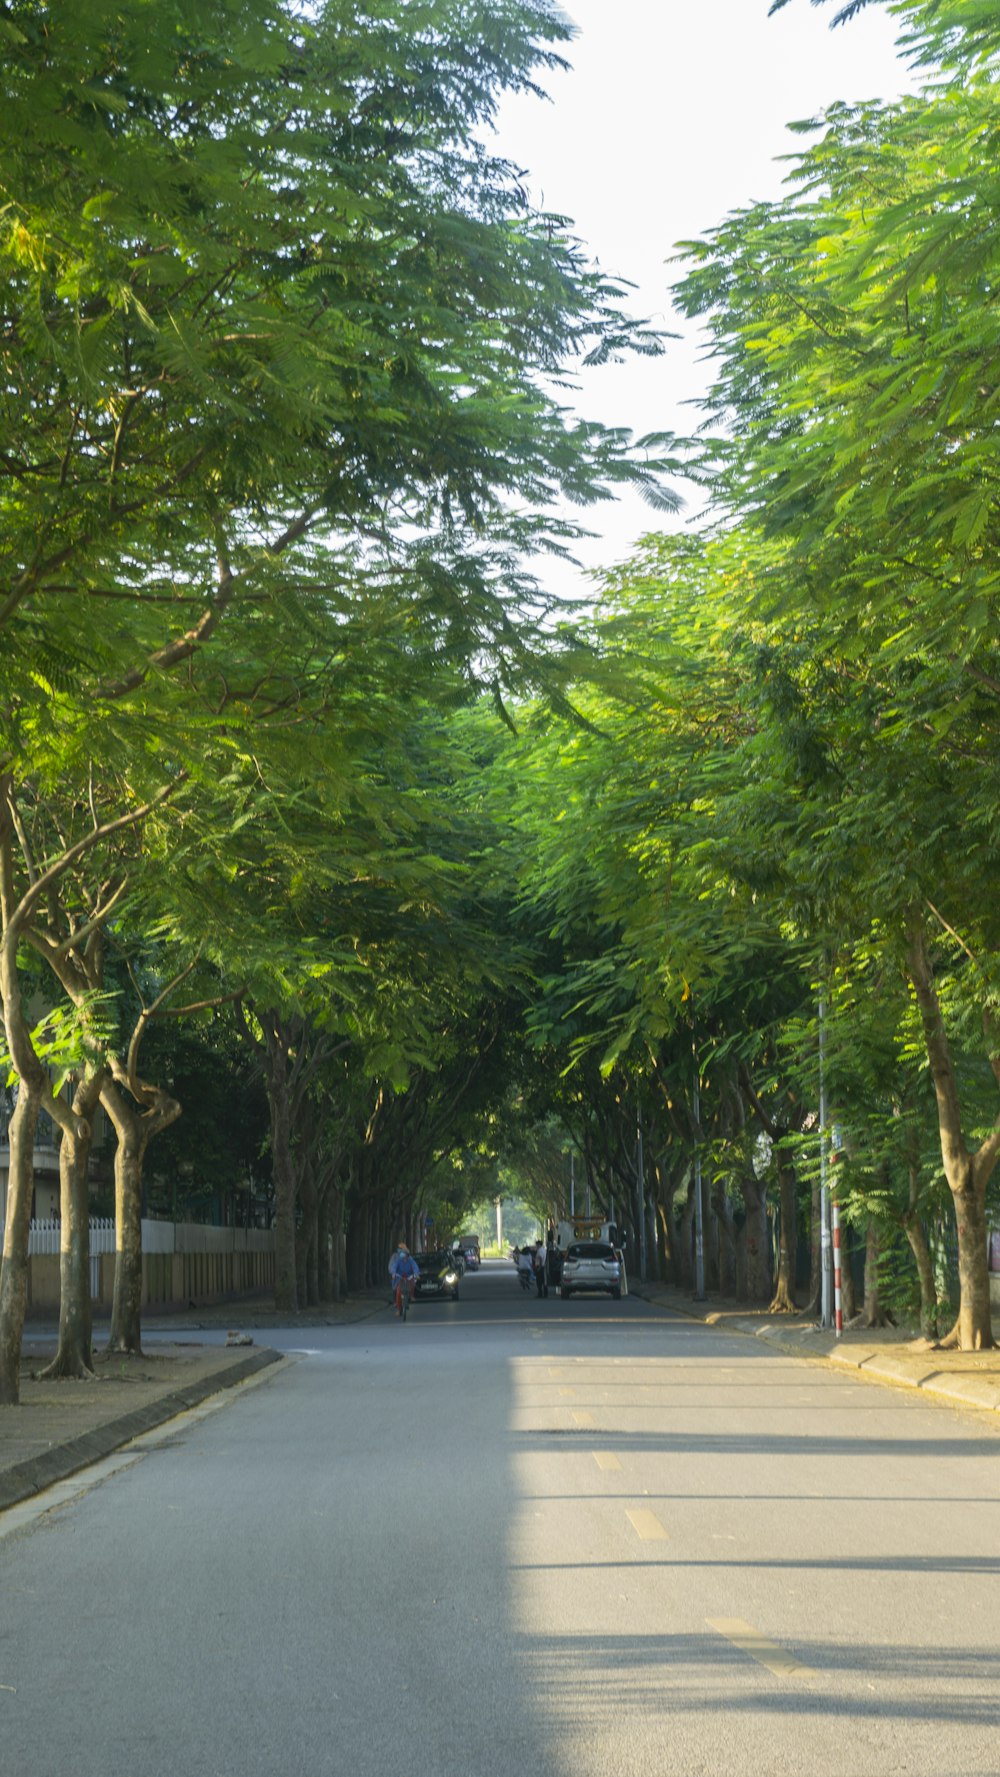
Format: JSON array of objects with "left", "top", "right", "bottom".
[
  {"left": 693, "top": 1051, "right": 705, "bottom": 1301},
  {"left": 819, "top": 992, "right": 832, "bottom": 1329},
  {"left": 569, "top": 1150, "right": 575, "bottom": 1218},
  {"left": 637, "top": 1105, "right": 647, "bottom": 1282},
  {"left": 495, "top": 1196, "right": 503, "bottom": 1254}
]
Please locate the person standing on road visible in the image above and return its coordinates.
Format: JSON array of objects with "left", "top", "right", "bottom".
[{"left": 533, "top": 1241, "right": 548, "bottom": 1298}]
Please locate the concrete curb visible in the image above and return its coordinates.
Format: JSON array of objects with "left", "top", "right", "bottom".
[
  {"left": 632, "top": 1285, "right": 1000, "bottom": 1420},
  {"left": 0, "top": 1348, "right": 285, "bottom": 1513}
]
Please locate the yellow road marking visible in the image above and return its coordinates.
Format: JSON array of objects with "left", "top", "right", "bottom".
[
  {"left": 626, "top": 1508, "right": 668, "bottom": 1541},
  {"left": 559, "top": 1387, "right": 576, "bottom": 1398},
  {"left": 548, "top": 1367, "right": 562, "bottom": 1378},
  {"left": 592, "top": 1452, "right": 621, "bottom": 1472},
  {"left": 707, "top": 1618, "right": 817, "bottom": 1682},
  {"left": 572, "top": 1410, "right": 595, "bottom": 1427}
]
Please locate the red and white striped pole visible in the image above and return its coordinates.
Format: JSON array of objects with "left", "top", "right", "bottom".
[{"left": 831, "top": 1199, "right": 843, "bottom": 1337}]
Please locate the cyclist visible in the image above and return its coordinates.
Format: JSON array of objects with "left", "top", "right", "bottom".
[{"left": 389, "top": 1243, "right": 420, "bottom": 1316}]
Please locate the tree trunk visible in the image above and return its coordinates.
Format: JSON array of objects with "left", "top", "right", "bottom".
[
  {"left": 678, "top": 1193, "right": 695, "bottom": 1291},
  {"left": 102, "top": 1080, "right": 149, "bottom": 1355},
  {"left": 902, "top": 1213, "right": 938, "bottom": 1341},
  {"left": 710, "top": 1179, "right": 738, "bottom": 1297},
  {"left": 738, "top": 1173, "right": 771, "bottom": 1303},
  {"left": 346, "top": 1196, "right": 369, "bottom": 1293},
  {"left": 317, "top": 1189, "right": 334, "bottom": 1301},
  {"left": 0, "top": 1082, "right": 41, "bottom": 1405},
  {"left": 849, "top": 1218, "right": 893, "bottom": 1330},
  {"left": 0, "top": 832, "right": 91, "bottom": 1399},
  {"left": 265, "top": 1038, "right": 298, "bottom": 1314},
  {"left": 948, "top": 1170, "right": 993, "bottom": 1350},
  {"left": 300, "top": 1194, "right": 319, "bottom": 1307},
  {"left": 654, "top": 1184, "right": 679, "bottom": 1285},
  {"left": 805, "top": 1176, "right": 821, "bottom": 1318},
  {"left": 335, "top": 1191, "right": 348, "bottom": 1299},
  {"left": 101, "top": 1066, "right": 181, "bottom": 1353},
  {"left": 838, "top": 1217, "right": 857, "bottom": 1323},
  {"left": 769, "top": 1156, "right": 798, "bottom": 1313},
  {"left": 906, "top": 911, "right": 995, "bottom": 1349},
  {"left": 39, "top": 1067, "right": 106, "bottom": 1380}
]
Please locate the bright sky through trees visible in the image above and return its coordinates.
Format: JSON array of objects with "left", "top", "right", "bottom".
[{"left": 494, "top": 0, "right": 914, "bottom": 593}]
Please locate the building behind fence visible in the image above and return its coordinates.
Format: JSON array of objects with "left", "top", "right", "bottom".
[{"left": 23, "top": 1218, "right": 275, "bottom": 1313}]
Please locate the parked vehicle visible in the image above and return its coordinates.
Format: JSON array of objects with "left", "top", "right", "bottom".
[
  {"left": 559, "top": 1241, "right": 623, "bottom": 1300},
  {"left": 455, "top": 1234, "right": 481, "bottom": 1268},
  {"left": 414, "top": 1251, "right": 461, "bottom": 1301},
  {"left": 461, "top": 1248, "right": 480, "bottom": 1271}
]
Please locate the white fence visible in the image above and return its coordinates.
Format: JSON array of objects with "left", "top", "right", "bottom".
[
  {"left": 24, "top": 1217, "right": 273, "bottom": 1300},
  {"left": 26, "top": 1217, "right": 272, "bottom": 1255}
]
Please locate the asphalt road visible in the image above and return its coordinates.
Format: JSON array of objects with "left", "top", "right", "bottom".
[{"left": 2, "top": 1260, "right": 999, "bottom": 1777}]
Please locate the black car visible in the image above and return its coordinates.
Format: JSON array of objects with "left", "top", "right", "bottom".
[{"left": 414, "top": 1250, "right": 461, "bottom": 1301}]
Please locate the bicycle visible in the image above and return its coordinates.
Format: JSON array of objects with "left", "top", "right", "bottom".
[{"left": 394, "top": 1276, "right": 414, "bottom": 1320}]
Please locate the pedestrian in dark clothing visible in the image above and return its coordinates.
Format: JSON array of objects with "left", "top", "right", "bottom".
[{"left": 546, "top": 1241, "right": 563, "bottom": 1291}]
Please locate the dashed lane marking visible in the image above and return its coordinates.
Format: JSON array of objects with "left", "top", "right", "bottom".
[
  {"left": 626, "top": 1508, "right": 668, "bottom": 1541},
  {"left": 572, "top": 1410, "right": 596, "bottom": 1428},
  {"left": 707, "top": 1618, "right": 817, "bottom": 1682},
  {"left": 592, "top": 1452, "right": 622, "bottom": 1471}
]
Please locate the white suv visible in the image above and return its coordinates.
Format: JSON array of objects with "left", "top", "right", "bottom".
[{"left": 559, "top": 1241, "right": 623, "bottom": 1301}]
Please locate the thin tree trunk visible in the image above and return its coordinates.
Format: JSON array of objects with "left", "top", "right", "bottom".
[
  {"left": 336, "top": 1198, "right": 348, "bottom": 1299},
  {"left": 710, "top": 1179, "right": 738, "bottom": 1297},
  {"left": 0, "top": 1082, "right": 41, "bottom": 1405},
  {"left": 848, "top": 1218, "right": 893, "bottom": 1329},
  {"left": 902, "top": 1212, "right": 938, "bottom": 1340},
  {"left": 317, "top": 1188, "right": 334, "bottom": 1301},
  {"left": 678, "top": 1193, "right": 695, "bottom": 1292},
  {"left": 39, "top": 1066, "right": 106, "bottom": 1380},
  {"left": 655, "top": 1187, "right": 678, "bottom": 1285},
  {"left": 805, "top": 1176, "right": 822, "bottom": 1318},
  {"left": 101, "top": 1065, "right": 181, "bottom": 1354},
  {"left": 769, "top": 1157, "right": 798, "bottom": 1313},
  {"left": 906, "top": 911, "right": 996, "bottom": 1349},
  {"left": 838, "top": 1217, "right": 857, "bottom": 1323},
  {"left": 265, "top": 1034, "right": 298, "bottom": 1314},
  {"left": 102, "top": 1079, "right": 149, "bottom": 1355},
  {"left": 346, "top": 1195, "right": 369, "bottom": 1293},
  {"left": 737, "top": 1173, "right": 770, "bottom": 1302}
]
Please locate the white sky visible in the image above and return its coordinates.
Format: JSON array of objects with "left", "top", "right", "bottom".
[{"left": 492, "top": 0, "right": 915, "bottom": 595}]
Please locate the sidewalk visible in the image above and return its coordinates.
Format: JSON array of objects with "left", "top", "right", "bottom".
[
  {"left": 1, "top": 1290, "right": 388, "bottom": 1515},
  {"left": 633, "top": 1281, "right": 1000, "bottom": 1421}
]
